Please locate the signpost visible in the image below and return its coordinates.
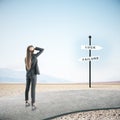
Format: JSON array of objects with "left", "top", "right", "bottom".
[
  {"left": 79, "top": 36, "right": 102, "bottom": 88},
  {"left": 89, "top": 36, "right": 92, "bottom": 88}
]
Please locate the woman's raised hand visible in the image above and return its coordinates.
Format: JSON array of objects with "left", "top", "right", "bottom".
[{"left": 29, "top": 46, "right": 34, "bottom": 52}]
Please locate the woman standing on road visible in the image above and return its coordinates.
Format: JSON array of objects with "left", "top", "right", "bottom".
[{"left": 25, "top": 45, "right": 44, "bottom": 110}]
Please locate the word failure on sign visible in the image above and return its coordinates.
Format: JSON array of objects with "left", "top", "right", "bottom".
[{"left": 79, "top": 56, "right": 99, "bottom": 61}]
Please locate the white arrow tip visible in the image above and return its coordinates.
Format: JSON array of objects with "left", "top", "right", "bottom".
[{"left": 97, "top": 46, "right": 103, "bottom": 50}]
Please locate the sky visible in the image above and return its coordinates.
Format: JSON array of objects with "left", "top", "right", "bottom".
[{"left": 0, "top": 0, "right": 120, "bottom": 83}]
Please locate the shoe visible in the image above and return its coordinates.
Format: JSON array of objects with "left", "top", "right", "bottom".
[
  {"left": 32, "top": 105, "right": 36, "bottom": 111},
  {"left": 25, "top": 102, "right": 30, "bottom": 107}
]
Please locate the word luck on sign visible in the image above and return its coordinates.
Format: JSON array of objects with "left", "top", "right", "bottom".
[{"left": 81, "top": 45, "right": 102, "bottom": 50}]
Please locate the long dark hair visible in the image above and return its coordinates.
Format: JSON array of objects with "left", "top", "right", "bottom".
[{"left": 25, "top": 45, "right": 34, "bottom": 70}]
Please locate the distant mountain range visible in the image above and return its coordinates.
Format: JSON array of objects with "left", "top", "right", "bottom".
[{"left": 0, "top": 68, "right": 69, "bottom": 83}]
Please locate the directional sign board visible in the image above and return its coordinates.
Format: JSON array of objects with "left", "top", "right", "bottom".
[
  {"left": 81, "top": 45, "right": 102, "bottom": 50},
  {"left": 79, "top": 56, "right": 99, "bottom": 61}
]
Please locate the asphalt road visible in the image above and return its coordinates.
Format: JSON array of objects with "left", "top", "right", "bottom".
[{"left": 0, "top": 89, "right": 120, "bottom": 120}]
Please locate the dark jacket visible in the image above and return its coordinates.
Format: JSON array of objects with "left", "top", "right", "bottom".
[{"left": 26, "top": 47, "right": 44, "bottom": 77}]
